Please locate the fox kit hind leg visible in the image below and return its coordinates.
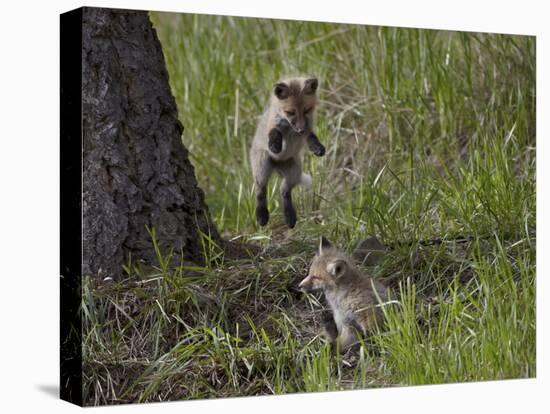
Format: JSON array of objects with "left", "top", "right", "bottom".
[
  {"left": 251, "top": 148, "right": 273, "bottom": 226},
  {"left": 251, "top": 152, "right": 311, "bottom": 228},
  {"left": 273, "top": 157, "right": 305, "bottom": 228}
]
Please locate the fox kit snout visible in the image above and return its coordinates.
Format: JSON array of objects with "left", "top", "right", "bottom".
[
  {"left": 250, "top": 77, "right": 326, "bottom": 228},
  {"left": 300, "top": 237, "right": 388, "bottom": 351}
]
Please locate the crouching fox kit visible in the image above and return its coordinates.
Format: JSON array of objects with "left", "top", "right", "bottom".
[
  {"left": 250, "top": 77, "right": 326, "bottom": 228},
  {"left": 299, "top": 237, "right": 389, "bottom": 351}
]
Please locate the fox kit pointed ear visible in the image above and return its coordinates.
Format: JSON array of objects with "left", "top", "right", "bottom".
[
  {"left": 319, "top": 236, "right": 332, "bottom": 254},
  {"left": 327, "top": 259, "right": 346, "bottom": 278},
  {"left": 274, "top": 82, "right": 290, "bottom": 100},
  {"left": 303, "top": 78, "right": 318, "bottom": 95}
]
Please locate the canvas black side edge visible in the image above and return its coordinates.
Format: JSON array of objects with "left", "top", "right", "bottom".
[{"left": 60, "top": 7, "right": 83, "bottom": 407}]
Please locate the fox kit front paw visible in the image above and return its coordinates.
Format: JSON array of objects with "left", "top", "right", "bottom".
[
  {"left": 321, "top": 309, "right": 338, "bottom": 345},
  {"left": 312, "top": 143, "right": 326, "bottom": 157},
  {"left": 307, "top": 132, "right": 326, "bottom": 156},
  {"left": 268, "top": 128, "right": 283, "bottom": 154}
]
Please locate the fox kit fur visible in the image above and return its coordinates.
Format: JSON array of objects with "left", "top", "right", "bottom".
[
  {"left": 299, "top": 237, "right": 388, "bottom": 351},
  {"left": 250, "top": 77, "right": 325, "bottom": 228}
]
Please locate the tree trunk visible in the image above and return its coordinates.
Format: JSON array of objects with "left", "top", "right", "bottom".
[{"left": 81, "top": 7, "right": 219, "bottom": 278}]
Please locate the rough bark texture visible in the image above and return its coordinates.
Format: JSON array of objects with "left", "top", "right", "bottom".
[{"left": 82, "top": 7, "right": 219, "bottom": 278}]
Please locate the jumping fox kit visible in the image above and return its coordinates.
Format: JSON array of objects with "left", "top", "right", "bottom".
[
  {"left": 250, "top": 77, "right": 326, "bottom": 228},
  {"left": 299, "top": 237, "right": 388, "bottom": 351}
]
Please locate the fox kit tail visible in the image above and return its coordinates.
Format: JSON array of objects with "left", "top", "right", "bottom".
[{"left": 300, "top": 173, "right": 312, "bottom": 188}]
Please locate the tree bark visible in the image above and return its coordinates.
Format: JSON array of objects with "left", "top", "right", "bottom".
[{"left": 81, "top": 7, "right": 219, "bottom": 278}]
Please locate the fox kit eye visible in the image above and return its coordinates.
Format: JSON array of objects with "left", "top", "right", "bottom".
[
  {"left": 304, "top": 107, "right": 313, "bottom": 115},
  {"left": 285, "top": 110, "right": 296, "bottom": 116}
]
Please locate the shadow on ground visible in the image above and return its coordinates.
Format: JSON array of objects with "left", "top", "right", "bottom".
[{"left": 36, "top": 384, "right": 58, "bottom": 399}]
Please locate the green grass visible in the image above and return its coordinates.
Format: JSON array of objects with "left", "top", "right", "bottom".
[{"left": 81, "top": 12, "right": 535, "bottom": 405}]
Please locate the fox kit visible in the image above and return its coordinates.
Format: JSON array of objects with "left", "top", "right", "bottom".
[
  {"left": 250, "top": 77, "right": 326, "bottom": 228},
  {"left": 299, "top": 237, "right": 388, "bottom": 351}
]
